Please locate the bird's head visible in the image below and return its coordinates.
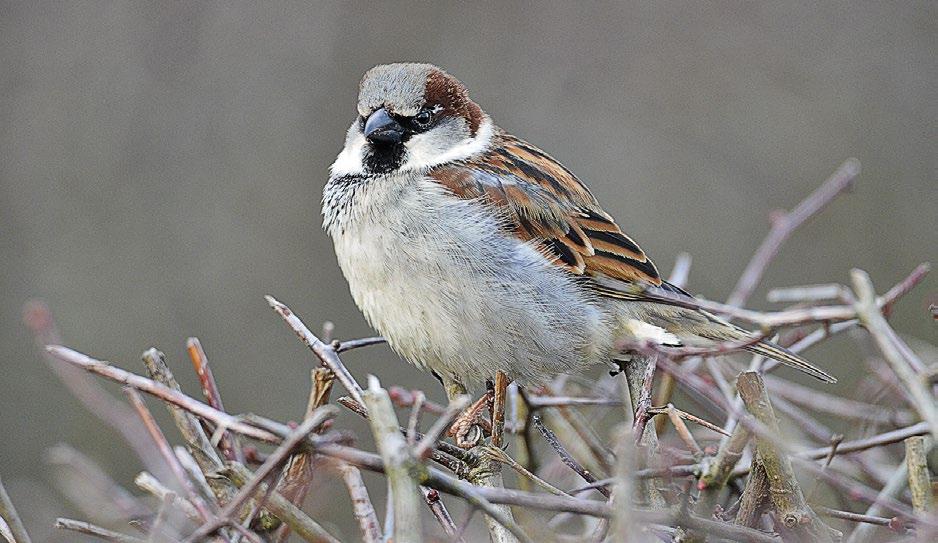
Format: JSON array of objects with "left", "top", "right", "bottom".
[{"left": 331, "top": 63, "right": 492, "bottom": 177}]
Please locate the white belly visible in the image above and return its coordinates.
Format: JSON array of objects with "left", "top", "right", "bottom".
[{"left": 325, "top": 174, "right": 606, "bottom": 386}]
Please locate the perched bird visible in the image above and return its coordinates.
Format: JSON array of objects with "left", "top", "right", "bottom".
[{"left": 322, "top": 63, "right": 835, "bottom": 402}]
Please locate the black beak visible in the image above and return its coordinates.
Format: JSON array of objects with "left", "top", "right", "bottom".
[{"left": 363, "top": 108, "right": 404, "bottom": 145}]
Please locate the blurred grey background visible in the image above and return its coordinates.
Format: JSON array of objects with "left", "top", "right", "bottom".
[{"left": 1, "top": 1, "right": 935, "bottom": 540}]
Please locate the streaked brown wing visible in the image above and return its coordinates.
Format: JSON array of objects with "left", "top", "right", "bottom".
[{"left": 429, "top": 131, "right": 663, "bottom": 290}]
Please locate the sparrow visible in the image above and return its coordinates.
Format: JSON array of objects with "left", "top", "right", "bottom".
[{"left": 322, "top": 63, "right": 835, "bottom": 401}]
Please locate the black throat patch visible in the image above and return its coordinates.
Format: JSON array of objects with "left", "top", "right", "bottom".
[{"left": 363, "top": 143, "right": 406, "bottom": 175}]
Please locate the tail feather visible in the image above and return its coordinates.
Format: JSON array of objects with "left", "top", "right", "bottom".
[{"left": 746, "top": 341, "right": 837, "bottom": 383}]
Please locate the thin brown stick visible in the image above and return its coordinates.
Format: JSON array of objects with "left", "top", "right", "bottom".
[
  {"left": 491, "top": 371, "right": 509, "bottom": 448},
  {"left": 46, "top": 346, "right": 279, "bottom": 443},
  {"left": 335, "top": 461, "right": 381, "bottom": 543},
  {"left": 187, "top": 337, "right": 244, "bottom": 463},
  {"left": 333, "top": 336, "right": 387, "bottom": 353},
  {"left": 422, "top": 487, "right": 464, "bottom": 542},
  {"left": 414, "top": 395, "right": 470, "bottom": 460},
  {"left": 631, "top": 354, "right": 657, "bottom": 442},
  {"left": 141, "top": 348, "right": 235, "bottom": 506},
  {"left": 532, "top": 415, "right": 608, "bottom": 497},
  {"left": 273, "top": 368, "right": 336, "bottom": 543},
  {"left": 124, "top": 389, "right": 215, "bottom": 526},
  {"left": 223, "top": 463, "right": 341, "bottom": 543},
  {"left": 697, "top": 421, "right": 751, "bottom": 519},
  {"left": 814, "top": 506, "right": 904, "bottom": 530},
  {"left": 727, "top": 158, "right": 859, "bottom": 308},
  {"left": 389, "top": 387, "right": 446, "bottom": 415},
  {"left": 265, "top": 295, "right": 366, "bottom": 407}
]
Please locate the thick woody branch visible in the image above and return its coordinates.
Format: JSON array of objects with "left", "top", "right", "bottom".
[
  {"left": 362, "top": 375, "right": 424, "bottom": 543},
  {"left": 904, "top": 436, "right": 934, "bottom": 515},
  {"left": 851, "top": 269, "right": 938, "bottom": 441},
  {"left": 737, "top": 372, "right": 834, "bottom": 542}
]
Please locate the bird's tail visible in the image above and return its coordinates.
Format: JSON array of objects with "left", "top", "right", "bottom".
[{"left": 745, "top": 340, "right": 837, "bottom": 383}]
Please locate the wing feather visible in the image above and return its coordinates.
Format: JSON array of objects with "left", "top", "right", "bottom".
[{"left": 429, "top": 131, "right": 662, "bottom": 289}]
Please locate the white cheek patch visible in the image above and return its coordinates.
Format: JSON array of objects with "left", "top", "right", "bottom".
[
  {"left": 624, "top": 319, "right": 680, "bottom": 346},
  {"left": 400, "top": 118, "right": 494, "bottom": 172},
  {"left": 330, "top": 133, "right": 367, "bottom": 177}
]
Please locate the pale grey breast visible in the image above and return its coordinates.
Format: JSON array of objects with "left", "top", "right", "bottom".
[{"left": 323, "top": 172, "right": 609, "bottom": 386}]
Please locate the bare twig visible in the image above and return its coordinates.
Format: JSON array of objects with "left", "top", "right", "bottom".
[
  {"left": 45, "top": 443, "right": 150, "bottom": 523},
  {"left": 46, "top": 346, "right": 279, "bottom": 443},
  {"left": 727, "top": 158, "right": 859, "bottom": 308},
  {"left": 54, "top": 518, "right": 146, "bottom": 543},
  {"left": 141, "top": 348, "right": 235, "bottom": 505},
  {"left": 0, "top": 477, "right": 31, "bottom": 543},
  {"left": 134, "top": 471, "right": 200, "bottom": 522},
  {"left": 335, "top": 461, "right": 381, "bottom": 543},
  {"left": 222, "top": 463, "right": 341, "bottom": 543},
  {"left": 266, "top": 295, "right": 365, "bottom": 407},
  {"left": 414, "top": 395, "right": 470, "bottom": 460},
  {"left": 124, "top": 388, "right": 215, "bottom": 525},
  {"left": 631, "top": 354, "right": 657, "bottom": 442},
  {"left": 533, "top": 415, "right": 608, "bottom": 497},
  {"left": 814, "top": 506, "right": 903, "bottom": 530},
  {"left": 694, "top": 420, "right": 752, "bottom": 535},
  {"left": 422, "top": 487, "right": 464, "bottom": 542},
  {"left": 187, "top": 406, "right": 337, "bottom": 542},
  {"left": 480, "top": 446, "right": 568, "bottom": 496},
  {"left": 187, "top": 337, "right": 244, "bottom": 463},
  {"left": 491, "top": 371, "right": 509, "bottom": 448},
  {"left": 333, "top": 336, "right": 386, "bottom": 353},
  {"left": 23, "top": 301, "right": 161, "bottom": 471},
  {"left": 845, "top": 462, "right": 911, "bottom": 543}
]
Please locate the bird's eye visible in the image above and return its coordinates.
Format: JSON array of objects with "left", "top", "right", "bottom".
[{"left": 413, "top": 109, "right": 433, "bottom": 128}]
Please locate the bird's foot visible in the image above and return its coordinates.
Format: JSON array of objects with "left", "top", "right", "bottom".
[{"left": 447, "top": 391, "right": 493, "bottom": 448}]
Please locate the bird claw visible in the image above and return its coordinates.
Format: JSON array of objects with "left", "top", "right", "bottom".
[{"left": 447, "top": 393, "right": 493, "bottom": 449}]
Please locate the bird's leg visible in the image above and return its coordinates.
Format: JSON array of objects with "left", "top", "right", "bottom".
[{"left": 444, "top": 377, "right": 493, "bottom": 448}]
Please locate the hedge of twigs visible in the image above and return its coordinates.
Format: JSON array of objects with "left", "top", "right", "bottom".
[{"left": 2, "top": 158, "right": 936, "bottom": 543}]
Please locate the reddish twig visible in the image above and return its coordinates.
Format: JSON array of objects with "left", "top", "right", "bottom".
[{"left": 187, "top": 337, "right": 244, "bottom": 463}]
